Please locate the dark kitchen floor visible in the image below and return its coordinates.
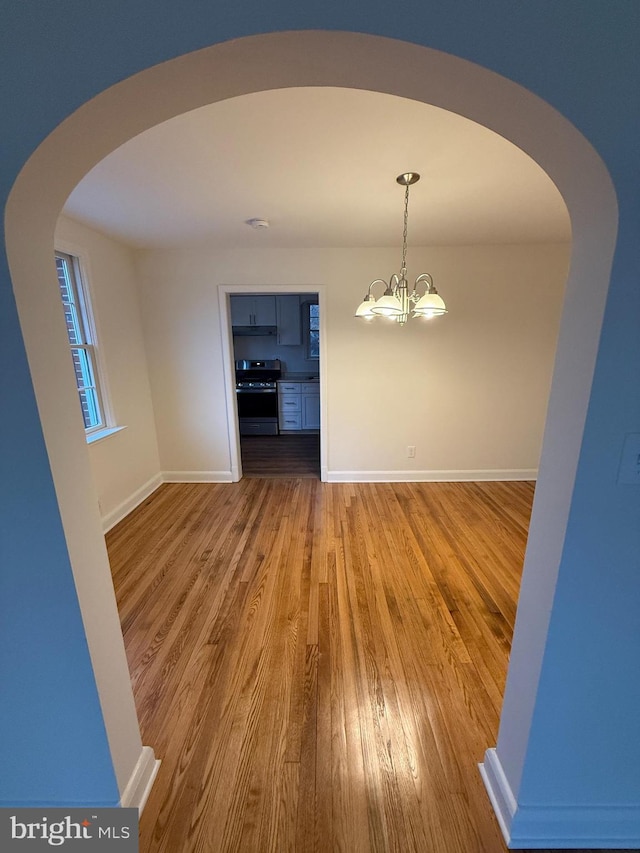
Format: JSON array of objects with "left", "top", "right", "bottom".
[{"left": 240, "top": 433, "right": 320, "bottom": 478}]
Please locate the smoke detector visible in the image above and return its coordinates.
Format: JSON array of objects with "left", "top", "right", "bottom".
[{"left": 246, "top": 218, "right": 270, "bottom": 230}]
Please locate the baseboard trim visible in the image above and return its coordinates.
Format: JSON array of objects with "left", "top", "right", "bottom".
[
  {"left": 479, "top": 748, "right": 516, "bottom": 845},
  {"left": 119, "top": 746, "right": 160, "bottom": 813},
  {"left": 101, "top": 468, "right": 535, "bottom": 527},
  {"left": 162, "top": 470, "right": 234, "bottom": 483},
  {"left": 509, "top": 804, "right": 640, "bottom": 848},
  {"left": 326, "top": 469, "right": 537, "bottom": 483},
  {"left": 480, "top": 748, "right": 640, "bottom": 848},
  {"left": 102, "top": 474, "right": 163, "bottom": 533}
]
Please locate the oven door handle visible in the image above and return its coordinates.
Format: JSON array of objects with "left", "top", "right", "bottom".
[{"left": 236, "top": 387, "right": 277, "bottom": 394}]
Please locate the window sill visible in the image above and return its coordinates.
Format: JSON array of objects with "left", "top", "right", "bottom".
[{"left": 86, "top": 426, "right": 127, "bottom": 445}]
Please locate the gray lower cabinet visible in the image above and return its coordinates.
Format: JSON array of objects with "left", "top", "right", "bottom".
[
  {"left": 301, "top": 383, "right": 321, "bottom": 429},
  {"left": 278, "top": 381, "right": 319, "bottom": 431}
]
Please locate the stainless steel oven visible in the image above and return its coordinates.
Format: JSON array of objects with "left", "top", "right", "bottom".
[{"left": 235, "top": 359, "right": 281, "bottom": 436}]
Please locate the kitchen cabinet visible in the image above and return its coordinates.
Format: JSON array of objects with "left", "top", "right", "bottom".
[
  {"left": 278, "top": 381, "right": 302, "bottom": 430},
  {"left": 276, "top": 295, "right": 301, "bottom": 345},
  {"left": 302, "top": 383, "right": 321, "bottom": 430},
  {"left": 230, "top": 295, "right": 276, "bottom": 327},
  {"left": 278, "top": 380, "right": 319, "bottom": 431}
]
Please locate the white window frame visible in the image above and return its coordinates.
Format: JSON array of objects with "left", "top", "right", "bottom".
[{"left": 54, "top": 246, "right": 116, "bottom": 441}]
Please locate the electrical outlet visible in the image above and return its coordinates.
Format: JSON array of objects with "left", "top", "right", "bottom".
[
  {"left": 617, "top": 433, "right": 640, "bottom": 484},
  {"left": 407, "top": 445, "right": 416, "bottom": 458}
]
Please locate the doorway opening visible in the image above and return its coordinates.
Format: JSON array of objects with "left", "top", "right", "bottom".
[
  {"left": 232, "top": 291, "right": 320, "bottom": 477},
  {"left": 219, "top": 283, "right": 327, "bottom": 482}
]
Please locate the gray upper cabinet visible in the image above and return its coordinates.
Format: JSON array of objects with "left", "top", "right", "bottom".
[
  {"left": 230, "top": 295, "right": 277, "bottom": 327},
  {"left": 276, "top": 295, "right": 302, "bottom": 345}
]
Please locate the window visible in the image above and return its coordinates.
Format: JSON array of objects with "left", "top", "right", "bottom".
[
  {"left": 305, "top": 300, "right": 320, "bottom": 359},
  {"left": 55, "top": 251, "right": 106, "bottom": 434}
]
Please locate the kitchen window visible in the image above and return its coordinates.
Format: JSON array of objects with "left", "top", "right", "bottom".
[
  {"left": 304, "top": 300, "right": 320, "bottom": 359},
  {"left": 55, "top": 250, "right": 109, "bottom": 437}
]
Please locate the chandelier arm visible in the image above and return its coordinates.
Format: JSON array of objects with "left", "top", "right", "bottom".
[
  {"left": 368, "top": 278, "right": 388, "bottom": 296},
  {"left": 414, "top": 273, "right": 434, "bottom": 291}
]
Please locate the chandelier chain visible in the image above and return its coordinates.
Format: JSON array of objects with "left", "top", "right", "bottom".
[{"left": 401, "top": 182, "right": 410, "bottom": 279}]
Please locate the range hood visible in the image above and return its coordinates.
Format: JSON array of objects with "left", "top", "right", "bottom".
[{"left": 232, "top": 324, "right": 277, "bottom": 336}]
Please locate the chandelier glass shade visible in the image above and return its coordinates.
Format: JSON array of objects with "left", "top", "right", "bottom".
[{"left": 355, "top": 173, "right": 447, "bottom": 325}]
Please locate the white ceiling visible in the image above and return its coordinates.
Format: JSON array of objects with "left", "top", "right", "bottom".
[{"left": 63, "top": 87, "right": 570, "bottom": 249}]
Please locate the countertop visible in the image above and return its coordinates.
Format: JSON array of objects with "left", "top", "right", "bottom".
[{"left": 280, "top": 374, "right": 319, "bottom": 382}]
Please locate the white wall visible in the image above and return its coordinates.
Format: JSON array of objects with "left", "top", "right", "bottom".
[
  {"left": 55, "top": 216, "right": 161, "bottom": 527},
  {"left": 135, "top": 243, "right": 569, "bottom": 480}
]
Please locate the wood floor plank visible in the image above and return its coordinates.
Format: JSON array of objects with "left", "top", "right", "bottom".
[{"left": 106, "top": 479, "right": 538, "bottom": 852}]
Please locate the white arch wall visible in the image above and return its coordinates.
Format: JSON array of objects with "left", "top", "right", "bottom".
[{"left": 5, "top": 31, "right": 617, "bottom": 816}]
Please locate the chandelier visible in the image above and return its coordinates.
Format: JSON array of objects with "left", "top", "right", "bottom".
[{"left": 355, "top": 172, "right": 447, "bottom": 325}]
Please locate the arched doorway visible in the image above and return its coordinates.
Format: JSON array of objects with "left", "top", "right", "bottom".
[{"left": 5, "top": 30, "right": 617, "bottom": 823}]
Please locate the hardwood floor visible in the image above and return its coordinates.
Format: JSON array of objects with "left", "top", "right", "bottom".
[
  {"left": 107, "top": 479, "right": 535, "bottom": 852},
  {"left": 240, "top": 433, "right": 320, "bottom": 478}
]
